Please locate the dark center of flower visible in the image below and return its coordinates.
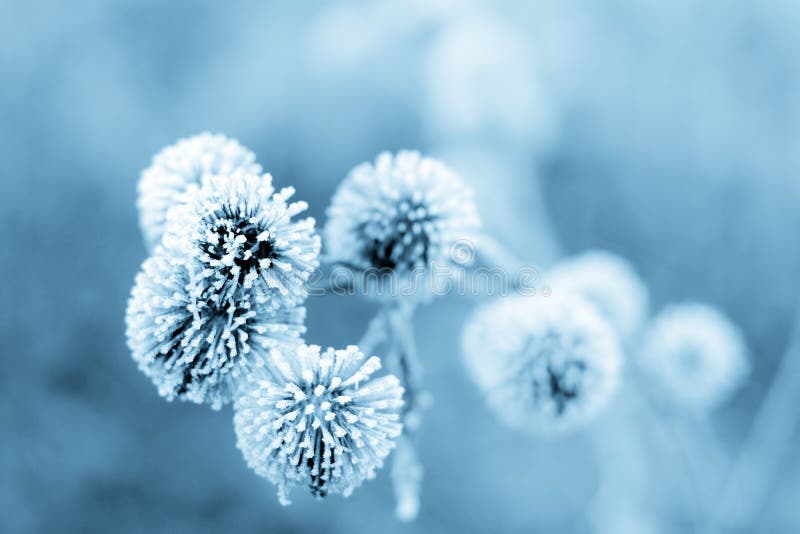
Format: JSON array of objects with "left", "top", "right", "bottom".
[
  {"left": 546, "top": 361, "right": 587, "bottom": 414},
  {"left": 203, "top": 214, "right": 278, "bottom": 284},
  {"left": 524, "top": 333, "right": 588, "bottom": 415},
  {"left": 360, "top": 198, "right": 438, "bottom": 272}
]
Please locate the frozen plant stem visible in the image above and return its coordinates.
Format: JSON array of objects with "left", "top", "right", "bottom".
[
  {"left": 391, "top": 434, "right": 424, "bottom": 522},
  {"left": 705, "top": 310, "right": 800, "bottom": 533},
  {"left": 593, "top": 376, "right": 705, "bottom": 534},
  {"left": 466, "top": 233, "right": 547, "bottom": 296},
  {"left": 471, "top": 233, "right": 528, "bottom": 274},
  {"left": 377, "top": 302, "right": 426, "bottom": 521},
  {"left": 589, "top": 384, "right": 655, "bottom": 534},
  {"left": 355, "top": 303, "right": 426, "bottom": 520},
  {"left": 671, "top": 414, "right": 729, "bottom": 513},
  {"left": 356, "top": 310, "right": 389, "bottom": 358},
  {"left": 386, "top": 302, "right": 426, "bottom": 430}
]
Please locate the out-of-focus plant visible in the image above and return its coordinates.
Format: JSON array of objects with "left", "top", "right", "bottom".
[{"left": 461, "top": 294, "right": 622, "bottom": 435}]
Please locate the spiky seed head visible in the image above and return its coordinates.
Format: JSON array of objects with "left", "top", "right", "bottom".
[
  {"left": 462, "top": 295, "right": 622, "bottom": 434},
  {"left": 164, "top": 172, "right": 321, "bottom": 312},
  {"left": 324, "top": 150, "right": 480, "bottom": 301},
  {"left": 637, "top": 303, "right": 749, "bottom": 411},
  {"left": 137, "top": 132, "right": 262, "bottom": 251},
  {"left": 125, "top": 252, "right": 305, "bottom": 409},
  {"left": 234, "top": 344, "right": 404, "bottom": 504}
]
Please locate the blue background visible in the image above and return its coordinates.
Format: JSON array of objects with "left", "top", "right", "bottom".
[{"left": 3, "top": 1, "right": 800, "bottom": 532}]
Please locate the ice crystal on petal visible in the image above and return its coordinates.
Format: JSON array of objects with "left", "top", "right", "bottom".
[
  {"left": 637, "top": 303, "right": 749, "bottom": 411},
  {"left": 324, "top": 150, "right": 480, "bottom": 300},
  {"left": 164, "top": 172, "right": 321, "bottom": 311},
  {"left": 547, "top": 250, "right": 649, "bottom": 341},
  {"left": 233, "top": 344, "right": 404, "bottom": 504},
  {"left": 137, "top": 132, "right": 262, "bottom": 251},
  {"left": 462, "top": 295, "right": 622, "bottom": 434},
  {"left": 125, "top": 252, "right": 305, "bottom": 409}
]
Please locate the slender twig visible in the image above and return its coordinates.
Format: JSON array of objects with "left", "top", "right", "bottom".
[
  {"left": 463, "top": 233, "right": 548, "bottom": 297},
  {"left": 589, "top": 388, "right": 654, "bottom": 533},
  {"left": 673, "top": 414, "right": 729, "bottom": 512},
  {"left": 386, "top": 302, "right": 425, "bottom": 430},
  {"left": 704, "top": 311, "right": 800, "bottom": 533},
  {"left": 391, "top": 434, "right": 424, "bottom": 521},
  {"left": 356, "top": 309, "right": 389, "bottom": 357},
  {"left": 593, "top": 376, "right": 704, "bottom": 534},
  {"left": 381, "top": 301, "right": 427, "bottom": 521},
  {"left": 470, "top": 233, "right": 528, "bottom": 274}
]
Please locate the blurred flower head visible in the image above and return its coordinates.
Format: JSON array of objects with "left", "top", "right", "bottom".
[
  {"left": 324, "top": 150, "right": 480, "bottom": 301},
  {"left": 637, "top": 303, "right": 749, "bottom": 411},
  {"left": 462, "top": 295, "right": 622, "bottom": 434},
  {"left": 137, "top": 132, "right": 262, "bottom": 251},
  {"left": 233, "top": 344, "right": 404, "bottom": 504},
  {"left": 125, "top": 252, "right": 305, "bottom": 410},
  {"left": 423, "top": 15, "right": 556, "bottom": 147},
  {"left": 547, "top": 250, "right": 649, "bottom": 341},
  {"left": 164, "top": 172, "right": 320, "bottom": 311}
]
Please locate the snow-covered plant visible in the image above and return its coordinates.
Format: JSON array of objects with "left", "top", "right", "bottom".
[
  {"left": 318, "top": 149, "right": 483, "bottom": 519},
  {"left": 163, "top": 172, "right": 320, "bottom": 311},
  {"left": 233, "top": 344, "right": 404, "bottom": 504},
  {"left": 636, "top": 303, "right": 749, "bottom": 411},
  {"left": 137, "top": 132, "right": 262, "bottom": 251},
  {"left": 129, "top": 134, "right": 758, "bottom": 527},
  {"left": 324, "top": 150, "right": 480, "bottom": 300},
  {"left": 125, "top": 252, "right": 305, "bottom": 409},
  {"left": 462, "top": 295, "right": 622, "bottom": 434},
  {"left": 546, "top": 250, "right": 649, "bottom": 341}
]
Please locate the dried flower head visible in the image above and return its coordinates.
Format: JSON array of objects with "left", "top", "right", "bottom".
[
  {"left": 462, "top": 295, "right": 622, "bottom": 434},
  {"left": 137, "top": 132, "right": 262, "bottom": 251},
  {"left": 125, "top": 252, "right": 305, "bottom": 409},
  {"left": 547, "top": 250, "right": 649, "bottom": 341},
  {"left": 164, "top": 172, "right": 320, "bottom": 311},
  {"left": 324, "top": 150, "right": 480, "bottom": 300},
  {"left": 637, "top": 303, "right": 749, "bottom": 411},
  {"left": 233, "top": 344, "right": 404, "bottom": 504}
]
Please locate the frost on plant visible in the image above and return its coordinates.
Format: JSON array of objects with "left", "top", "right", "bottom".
[
  {"left": 164, "top": 172, "right": 321, "bottom": 311},
  {"left": 391, "top": 435, "right": 423, "bottom": 521},
  {"left": 462, "top": 295, "right": 622, "bottom": 434},
  {"left": 637, "top": 303, "right": 749, "bottom": 411},
  {"left": 233, "top": 344, "right": 404, "bottom": 505},
  {"left": 324, "top": 150, "right": 480, "bottom": 300},
  {"left": 137, "top": 132, "right": 262, "bottom": 251},
  {"left": 125, "top": 252, "right": 305, "bottom": 409},
  {"left": 546, "top": 250, "right": 649, "bottom": 341}
]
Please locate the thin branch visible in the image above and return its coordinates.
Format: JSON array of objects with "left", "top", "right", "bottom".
[{"left": 356, "top": 309, "right": 389, "bottom": 358}]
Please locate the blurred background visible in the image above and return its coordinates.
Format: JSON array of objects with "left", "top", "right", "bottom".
[{"left": 3, "top": 0, "right": 800, "bottom": 532}]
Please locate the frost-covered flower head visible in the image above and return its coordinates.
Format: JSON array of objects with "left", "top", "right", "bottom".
[
  {"left": 164, "top": 172, "right": 320, "bottom": 311},
  {"left": 125, "top": 253, "right": 305, "bottom": 409},
  {"left": 137, "top": 132, "right": 262, "bottom": 251},
  {"left": 234, "top": 344, "right": 403, "bottom": 504},
  {"left": 324, "top": 151, "right": 480, "bottom": 300},
  {"left": 462, "top": 295, "right": 622, "bottom": 434},
  {"left": 637, "top": 303, "right": 749, "bottom": 411},
  {"left": 547, "top": 250, "right": 649, "bottom": 341}
]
